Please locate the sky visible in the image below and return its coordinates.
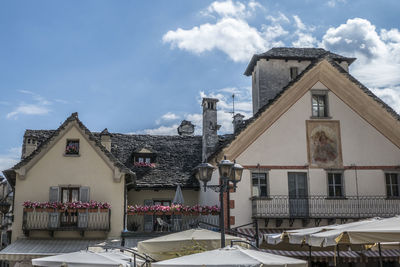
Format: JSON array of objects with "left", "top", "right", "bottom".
[{"left": 1, "top": 0, "right": 400, "bottom": 171}]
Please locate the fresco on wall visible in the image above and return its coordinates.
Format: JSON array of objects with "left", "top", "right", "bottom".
[{"left": 306, "top": 121, "right": 343, "bottom": 168}]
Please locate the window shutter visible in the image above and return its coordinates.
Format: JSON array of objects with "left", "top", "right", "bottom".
[
  {"left": 49, "top": 187, "right": 59, "bottom": 202},
  {"left": 143, "top": 199, "right": 154, "bottom": 232},
  {"left": 79, "top": 187, "right": 90, "bottom": 202}
]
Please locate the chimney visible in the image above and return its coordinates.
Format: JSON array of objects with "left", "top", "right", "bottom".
[
  {"left": 22, "top": 135, "right": 38, "bottom": 158},
  {"left": 100, "top": 128, "right": 112, "bottom": 152},
  {"left": 202, "top": 98, "right": 220, "bottom": 162},
  {"left": 177, "top": 120, "right": 195, "bottom": 136},
  {"left": 232, "top": 113, "right": 245, "bottom": 134}
]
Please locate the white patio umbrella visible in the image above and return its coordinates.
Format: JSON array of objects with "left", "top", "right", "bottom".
[
  {"left": 173, "top": 185, "right": 185, "bottom": 205},
  {"left": 137, "top": 228, "right": 245, "bottom": 261},
  {"left": 32, "top": 250, "right": 138, "bottom": 267},
  {"left": 308, "top": 216, "right": 400, "bottom": 247},
  {"left": 151, "top": 245, "right": 308, "bottom": 267}
]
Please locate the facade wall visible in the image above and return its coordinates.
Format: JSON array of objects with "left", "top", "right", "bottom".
[
  {"left": 128, "top": 189, "right": 199, "bottom": 206},
  {"left": 201, "top": 80, "right": 400, "bottom": 228},
  {"left": 12, "top": 125, "right": 124, "bottom": 241}
]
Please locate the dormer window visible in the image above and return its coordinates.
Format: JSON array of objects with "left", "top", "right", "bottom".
[
  {"left": 65, "top": 139, "right": 79, "bottom": 155},
  {"left": 133, "top": 148, "right": 156, "bottom": 167}
]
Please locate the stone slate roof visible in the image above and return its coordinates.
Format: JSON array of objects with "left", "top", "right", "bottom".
[
  {"left": 209, "top": 53, "right": 400, "bottom": 161},
  {"left": 244, "top": 47, "right": 356, "bottom": 76},
  {"left": 93, "top": 133, "right": 204, "bottom": 189},
  {"left": 5, "top": 118, "right": 213, "bottom": 189}
]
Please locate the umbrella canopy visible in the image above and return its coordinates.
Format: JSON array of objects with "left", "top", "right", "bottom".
[
  {"left": 267, "top": 218, "right": 380, "bottom": 246},
  {"left": 32, "top": 250, "right": 136, "bottom": 267},
  {"left": 137, "top": 228, "right": 245, "bottom": 261},
  {"left": 308, "top": 216, "right": 400, "bottom": 247},
  {"left": 151, "top": 245, "right": 308, "bottom": 267},
  {"left": 173, "top": 185, "right": 184, "bottom": 204}
]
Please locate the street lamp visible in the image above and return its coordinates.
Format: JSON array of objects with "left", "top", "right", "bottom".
[{"left": 195, "top": 156, "right": 244, "bottom": 247}]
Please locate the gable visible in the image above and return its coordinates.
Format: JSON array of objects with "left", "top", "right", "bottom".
[
  {"left": 7, "top": 113, "right": 132, "bottom": 185},
  {"left": 236, "top": 83, "right": 400, "bottom": 166},
  {"left": 218, "top": 59, "right": 400, "bottom": 161}
]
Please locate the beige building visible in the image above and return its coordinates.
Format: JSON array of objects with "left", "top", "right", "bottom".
[{"left": 200, "top": 48, "right": 400, "bottom": 236}]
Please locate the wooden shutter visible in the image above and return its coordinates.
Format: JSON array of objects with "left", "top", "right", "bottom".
[
  {"left": 78, "top": 187, "right": 90, "bottom": 228},
  {"left": 143, "top": 199, "right": 154, "bottom": 232},
  {"left": 48, "top": 187, "right": 60, "bottom": 228},
  {"left": 79, "top": 187, "right": 90, "bottom": 202}
]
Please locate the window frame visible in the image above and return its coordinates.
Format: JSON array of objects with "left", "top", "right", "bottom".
[
  {"left": 290, "top": 67, "right": 298, "bottom": 80},
  {"left": 310, "top": 90, "right": 330, "bottom": 119},
  {"left": 385, "top": 172, "right": 400, "bottom": 199},
  {"left": 326, "top": 171, "right": 345, "bottom": 198},
  {"left": 251, "top": 170, "right": 269, "bottom": 198},
  {"left": 65, "top": 139, "right": 80, "bottom": 156}
]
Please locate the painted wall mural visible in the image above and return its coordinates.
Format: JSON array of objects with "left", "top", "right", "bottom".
[{"left": 306, "top": 120, "right": 343, "bottom": 168}]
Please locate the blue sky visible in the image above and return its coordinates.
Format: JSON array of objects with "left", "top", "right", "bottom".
[{"left": 1, "top": 0, "right": 400, "bottom": 170}]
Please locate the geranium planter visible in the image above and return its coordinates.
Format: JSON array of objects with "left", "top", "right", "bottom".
[
  {"left": 35, "top": 208, "right": 44, "bottom": 212},
  {"left": 145, "top": 211, "right": 153, "bottom": 215},
  {"left": 99, "top": 208, "right": 109, "bottom": 213},
  {"left": 201, "top": 211, "right": 209, "bottom": 215},
  {"left": 155, "top": 211, "right": 163, "bottom": 215},
  {"left": 67, "top": 209, "right": 76, "bottom": 213},
  {"left": 173, "top": 211, "right": 182, "bottom": 215},
  {"left": 45, "top": 208, "right": 55, "bottom": 212},
  {"left": 89, "top": 208, "right": 98, "bottom": 213},
  {"left": 24, "top": 208, "right": 34, "bottom": 212},
  {"left": 78, "top": 208, "right": 87, "bottom": 213},
  {"left": 58, "top": 209, "right": 65, "bottom": 213},
  {"left": 165, "top": 211, "right": 173, "bottom": 215},
  {"left": 211, "top": 212, "right": 219, "bottom": 215}
]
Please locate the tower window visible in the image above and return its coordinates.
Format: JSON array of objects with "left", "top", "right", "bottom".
[{"left": 290, "top": 67, "right": 298, "bottom": 80}]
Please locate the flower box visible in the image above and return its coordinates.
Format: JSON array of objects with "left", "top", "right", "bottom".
[
  {"left": 173, "top": 211, "right": 182, "bottom": 215},
  {"left": 45, "top": 208, "right": 55, "bottom": 212},
  {"left": 67, "top": 209, "right": 76, "bottom": 213},
  {"left": 145, "top": 211, "right": 153, "bottom": 215},
  {"left": 35, "top": 208, "right": 44, "bottom": 212},
  {"left": 89, "top": 208, "right": 98, "bottom": 213},
  {"left": 155, "top": 211, "right": 163, "bottom": 215},
  {"left": 165, "top": 211, "right": 173, "bottom": 215},
  {"left": 201, "top": 211, "right": 209, "bottom": 215},
  {"left": 24, "top": 208, "right": 34, "bottom": 212},
  {"left": 58, "top": 209, "right": 65, "bottom": 213},
  {"left": 99, "top": 208, "right": 109, "bottom": 213},
  {"left": 211, "top": 211, "right": 219, "bottom": 215},
  {"left": 78, "top": 208, "right": 87, "bottom": 213}
]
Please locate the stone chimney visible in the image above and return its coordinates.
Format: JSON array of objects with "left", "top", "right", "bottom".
[
  {"left": 100, "top": 128, "right": 112, "bottom": 151},
  {"left": 22, "top": 135, "right": 38, "bottom": 158},
  {"left": 202, "top": 98, "right": 220, "bottom": 161},
  {"left": 177, "top": 120, "right": 195, "bottom": 136},
  {"left": 232, "top": 113, "right": 245, "bottom": 134}
]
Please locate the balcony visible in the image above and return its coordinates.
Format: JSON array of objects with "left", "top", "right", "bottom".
[
  {"left": 22, "top": 209, "right": 110, "bottom": 235},
  {"left": 127, "top": 214, "right": 219, "bottom": 233},
  {"left": 252, "top": 195, "right": 400, "bottom": 219}
]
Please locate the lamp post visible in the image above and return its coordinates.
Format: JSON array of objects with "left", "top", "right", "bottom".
[{"left": 196, "top": 156, "right": 244, "bottom": 248}]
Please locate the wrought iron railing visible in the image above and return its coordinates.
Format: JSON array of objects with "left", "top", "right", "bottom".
[
  {"left": 22, "top": 210, "right": 111, "bottom": 233},
  {"left": 127, "top": 214, "right": 219, "bottom": 233},
  {"left": 252, "top": 195, "right": 400, "bottom": 219}
]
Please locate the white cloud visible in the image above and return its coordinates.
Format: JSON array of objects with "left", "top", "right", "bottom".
[
  {"left": 206, "top": 0, "right": 247, "bottom": 18},
  {"left": 163, "top": 17, "right": 268, "bottom": 62},
  {"left": 291, "top": 15, "right": 318, "bottom": 47},
  {"left": 327, "top": 0, "right": 346, "bottom": 8},
  {"left": 139, "top": 124, "right": 180, "bottom": 135},
  {"left": 7, "top": 104, "right": 50, "bottom": 119},
  {"left": 0, "top": 147, "right": 20, "bottom": 172},
  {"left": 161, "top": 112, "right": 179, "bottom": 121},
  {"left": 6, "top": 90, "right": 52, "bottom": 119},
  {"left": 322, "top": 18, "right": 400, "bottom": 88},
  {"left": 370, "top": 87, "right": 400, "bottom": 114}
]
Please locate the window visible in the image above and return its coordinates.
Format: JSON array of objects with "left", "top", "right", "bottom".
[
  {"left": 290, "top": 67, "right": 298, "bottom": 80},
  {"left": 252, "top": 172, "right": 268, "bottom": 197},
  {"left": 327, "top": 172, "right": 344, "bottom": 198},
  {"left": 61, "top": 187, "right": 79, "bottom": 203},
  {"left": 386, "top": 173, "right": 400, "bottom": 198},
  {"left": 65, "top": 139, "right": 79, "bottom": 155},
  {"left": 311, "top": 91, "right": 329, "bottom": 118}
]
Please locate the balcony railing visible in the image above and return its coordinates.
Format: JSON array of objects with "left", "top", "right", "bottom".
[
  {"left": 22, "top": 209, "right": 110, "bottom": 234},
  {"left": 127, "top": 214, "right": 219, "bottom": 233},
  {"left": 252, "top": 195, "right": 400, "bottom": 219}
]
